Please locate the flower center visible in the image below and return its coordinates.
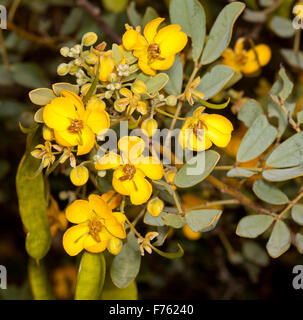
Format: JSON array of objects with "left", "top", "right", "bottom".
[
  {"left": 88, "top": 219, "right": 103, "bottom": 243},
  {"left": 193, "top": 120, "right": 207, "bottom": 137},
  {"left": 119, "top": 164, "right": 136, "bottom": 181},
  {"left": 236, "top": 53, "right": 248, "bottom": 66},
  {"left": 148, "top": 43, "right": 165, "bottom": 61},
  {"left": 67, "top": 119, "right": 83, "bottom": 134}
]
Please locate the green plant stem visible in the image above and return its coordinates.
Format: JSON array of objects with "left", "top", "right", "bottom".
[{"left": 184, "top": 199, "right": 239, "bottom": 212}]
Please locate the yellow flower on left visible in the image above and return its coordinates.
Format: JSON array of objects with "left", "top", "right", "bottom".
[
  {"left": 43, "top": 90, "right": 110, "bottom": 155},
  {"left": 63, "top": 194, "right": 126, "bottom": 256},
  {"left": 122, "top": 17, "right": 188, "bottom": 76}
]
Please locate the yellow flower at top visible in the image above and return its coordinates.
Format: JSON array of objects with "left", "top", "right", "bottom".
[
  {"left": 95, "top": 136, "right": 164, "bottom": 205},
  {"left": 43, "top": 91, "right": 110, "bottom": 155},
  {"left": 222, "top": 38, "right": 271, "bottom": 75},
  {"left": 63, "top": 194, "right": 126, "bottom": 256},
  {"left": 179, "top": 107, "right": 233, "bottom": 152},
  {"left": 122, "top": 17, "right": 188, "bottom": 76}
]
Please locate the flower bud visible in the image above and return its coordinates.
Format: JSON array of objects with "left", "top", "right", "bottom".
[
  {"left": 43, "top": 126, "right": 54, "bottom": 141},
  {"left": 147, "top": 197, "right": 164, "bottom": 217},
  {"left": 70, "top": 166, "right": 89, "bottom": 186},
  {"left": 131, "top": 80, "right": 146, "bottom": 95},
  {"left": 166, "top": 95, "right": 177, "bottom": 106},
  {"left": 82, "top": 32, "right": 98, "bottom": 46},
  {"left": 81, "top": 83, "right": 91, "bottom": 95},
  {"left": 141, "top": 118, "right": 158, "bottom": 137},
  {"left": 107, "top": 237, "right": 123, "bottom": 255},
  {"left": 60, "top": 47, "right": 70, "bottom": 57},
  {"left": 57, "top": 63, "right": 70, "bottom": 76},
  {"left": 85, "top": 52, "right": 98, "bottom": 65},
  {"left": 108, "top": 72, "right": 118, "bottom": 82},
  {"left": 114, "top": 100, "right": 127, "bottom": 112},
  {"left": 97, "top": 170, "right": 107, "bottom": 178}
]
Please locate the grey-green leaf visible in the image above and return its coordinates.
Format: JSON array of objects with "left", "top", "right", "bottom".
[
  {"left": 270, "top": 16, "right": 295, "bottom": 38},
  {"left": 252, "top": 179, "right": 289, "bottom": 205},
  {"left": 237, "top": 114, "right": 278, "bottom": 162},
  {"left": 162, "top": 213, "right": 185, "bottom": 229},
  {"left": 185, "top": 209, "right": 222, "bottom": 232},
  {"left": 266, "top": 220, "right": 291, "bottom": 258},
  {"left": 291, "top": 204, "right": 303, "bottom": 225},
  {"left": 201, "top": 2, "right": 245, "bottom": 65},
  {"left": 263, "top": 166, "right": 303, "bottom": 182},
  {"left": 145, "top": 73, "right": 169, "bottom": 94},
  {"left": 238, "top": 99, "right": 263, "bottom": 127},
  {"left": 195, "top": 65, "right": 234, "bottom": 100},
  {"left": 164, "top": 55, "right": 183, "bottom": 96},
  {"left": 170, "top": 0, "right": 206, "bottom": 61},
  {"left": 236, "top": 215, "right": 274, "bottom": 238},
  {"left": 227, "top": 168, "right": 257, "bottom": 178},
  {"left": 174, "top": 150, "right": 220, "bottom": 188},
  {"left": 144, "top": 211, "right": 166, "bottom": 227},
  {"left": 266, "top": 132, "right": 303, "bottom": 168},
  {"left": 111, "top": 232, "right": 141, "bottom": 288},
  {"left": 281, "top": 49, "right": 303, "bottom": 69}
]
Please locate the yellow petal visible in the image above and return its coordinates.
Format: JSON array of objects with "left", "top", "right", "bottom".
[
  {"left": 134, "top": 156, "right": 164, "bottom": 180},
  {"left": 63, "top": 224, "right": 88, "bottom": 256},
  {"left": 138, "top": 56, "right": 156, "bottom": 76},
  {"left": 88, "top": 194, "right": 112, "bottom": 219},
  {"left": 112, "top": 175, "right": 130, "bottom": 196},
  {"left": 150, "top": 55, "right": 175, "bottom": 71},
  {"left": 95, "top": 153, "right": 121, "bottom": 170},
  {"left": 99, "top": 53, "right": 115, "bottom": 82},
  {"left": 43, "top": 97, "right": 76, "bottom": 131},
  {"left": 77, "top": 126, "right": 95, "bottom": 155},
  {"left": 61, "top": 90, "right": 85, "bottom": 118},
  {"left": 129, "top": 172, "right": 152, "bottom": 205},
  {"left": 86, "top": 108, "right": 110, "bottom": 135},
  {"left": 104, "top": 216, "right": 126, "bottom": 239},
  {"left": 158, "top": 31, "right": 188, "bottom": 57},
  {"left": 120, "top": 88, "right": 133, "bottom": 98},
  {"left": 118, "top": 136, "right": 145, "bottom": 161},
  {"left": 112, "top": 212, "right": 126, "bottom": 225},
  {"left": 234, "top": 37, "right": 245, "bottom": 55},
  {"left": 83, "top": 230, "right": 110, "bottom": 253},
  {"left": 123, "top": 29, "right": 146, "bottom": 51},
  {"left": 66, "top": 199, "right": 91, "bottom": 223},
  {"left": 54, "top": 129, "right": 79, "bottom": 147},
  {"left": 143, "top": 17, "right": 165, "bottom": 43}
]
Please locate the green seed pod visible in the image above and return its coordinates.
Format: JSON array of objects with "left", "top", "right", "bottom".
[
  {"left": 16, "top": 151, "right": 51, "bottom": 260},
  {"left": 75, "top": 252, "right": 106, "bottom": 300},
  {"left": 28, "top": 259, "right": 54, "bottom": 300}
]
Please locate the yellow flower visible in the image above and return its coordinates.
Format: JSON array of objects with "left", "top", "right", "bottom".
[
  {"left": 31, "top": 141, "right": 55, "bottom": 169},
  {"left": 179, "top": 107, "right": 233, "bottom": 151},
  {"left": 43, "top": 90, "right": 110, "bottom": 156},
  {"left": 95, "top": 136, "right": 164, "bottom": 205},
  {"left": 117, "top": 84, "right": 148, "bottom": 116},
  {"left": 147, "top": 197, "right": 164, "bottom": 217},
  {"left": 222, "top": 37, "right": 271, "bottom": 75},
  {"left": 63, "top": 194, "right": 126, "bottom": 256},
  {"left": 122, "top": 17, "right": 188, "bottom": 75},
  {"left": 100, "top": 190, "right": 122, "bottom": 210},
  {"left": 97, "top": 50, "right": 115, "bottom": 82}
]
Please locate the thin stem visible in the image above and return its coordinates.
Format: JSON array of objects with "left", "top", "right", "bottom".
[
  {"left": 8, "top": 0, "right": 21, "bottom": 22},
  {"left": 184, "top": 199, "right": 240, "bottom": 212},
  {"left": 125, "top": 216, "right": 142, "bottom": 238},
  {"left": 294, "top": 29, "right": 302, "bottom": 54},
  {"left": 278, "top": 188, "right": 303, "bottom": 219},
  {"left": 0, "top": 29, "right": 9, "bottom": 69},
  {"left": 156, "top": 107, "right": 187, "bottom": 120},
  {"left": 214, "top": 165, "right": 263, "bottom": 172}
]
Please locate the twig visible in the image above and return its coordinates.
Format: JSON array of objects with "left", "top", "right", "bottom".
[
  {"left": 206, "top": 175, "right": 276, "bottom": 217},
  {"left": 8, "top": 0, "right": 22, "bottom": 22},
  {"left": 278, "top": 187, "right": 303, "bottom": 219},
  {"left": 0, "top": 29, "right": 9, "bottom": 68},
  {"left": 76, "top": 0, "right": 122, "bottom": 43}
]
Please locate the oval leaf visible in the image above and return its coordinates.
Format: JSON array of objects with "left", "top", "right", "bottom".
[
  {"left": 201, "top": 2, "right": 245, "bottom": 65},
  {"left": 174, "top": 150, "right": 220, "bottom": 188},
  {"left": 185, "top": 209, "right": 222, "bottom": 232},
  {"left": 266, "top": 220, "right": 291, "bottom": 258},
  {"left": 253, "top": 179, "right": 289, "bottom": 205},
  {"left": 237, "top": 114, "right": 278, "bottom": 162},
  {"left": 196, "top": 65, "right": 234, "bottom": 100},
  {"left": 111, "top": 232, "right": 141, "bottom": 288},
  {"left": 145, "top": 73, "right": 169, "bottom": 94},
  {"left": 164, "top": 55, "right": 183, "bottom": 96},
  {"left": 291, "top": 204, "right": 303, "bottom": 225},
  {"left": 266, "top": 132, "right": 303, "bottom": 168},
  {"left": 52, "top": 82, "right": 79, "bottom": 96},
  {"left": 263, "top": 166, "right": 303, "bottom": 182},
  {"left": 170, "top": 0, "right": 206, "bottom": 61},
  {"left": 236, "top": 215, "right": 274, "bottom": 238},
  {"left": 29, "top": 88, "right": 56, "bottom": 106},
  {"left": 162, "top": 213, "right": 185, "bottom": 228}
]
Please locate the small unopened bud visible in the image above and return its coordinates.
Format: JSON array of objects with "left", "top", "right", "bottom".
[
  {"left": 147, "top": 197, "right": 164, "bottom": 217},
  {"left": 105, "top": 91, "right": 113, "bottom": 99},
  {"left": 43, "top": 126, "right": 54, "bottom": 141},
  {"left": 97, "top": 170, "right": 107, "bottom": 178},
  {"left": 57, "top": 63, "right": 70, "bottom": 76},
  {"left": 132, "top": 80, "right": 146, "bottom": 95},
  {"left": 82, "top": 32, "right": 98, "bottom": 46},
  {"left": 114, "top": 100, "right": 127, "bottom": 112},
  {"left": 70, "top": 166, "right": 89, "bottom": 186},
  {"left": 85, "top": 52, "right": 98, "bottom": 65},
  {"left": 60, "top": 47, "right": 70, "bottom": 57},
  {"left": 108, "top": 73, "right": 117, "bottom": 82},
  {"left": 166, "top": 95, "right": 177, "bottom": 106},
  {"left": 107, "top": 237, "right": 123, "bottom": 255},
  {"left": 141, "top": 118, "right": 158, "bottom": 137}
]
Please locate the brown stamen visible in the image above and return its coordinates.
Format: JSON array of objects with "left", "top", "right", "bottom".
[
  {"left": 88, "top": 220, "right": 103, "bottom": 243},
  {"left": 148, "top": 43, "right": 165, "bottom": 61},
  {"left": 193, "top": 120, "right": 207, "bottom": 137},
  {"left": 119, "top": 164, "right": 136, "bottom": 181},
  {"left": 67, "top": 119, "right": 83, "bottom": 134}
]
